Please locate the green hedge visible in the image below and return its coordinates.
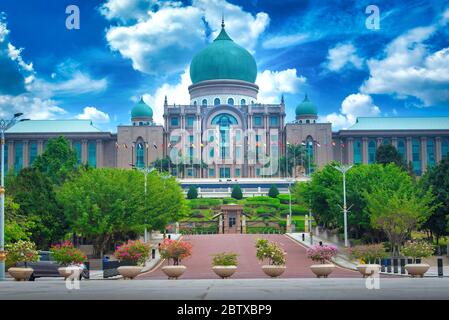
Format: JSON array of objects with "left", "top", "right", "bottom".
[
  {"left": 255, "top": 206, "right": 277, "bottom": 215},
  {"left": 279, "top": 204, "right": 307, "bottom": 215},
  {"left": 246, "top": 226, "right": 284, "bottom": 234},
  {"left": 188, "top": 198, "right": 222, "bottom": 209},
  {"left": 277, "top": 194, "right": 291, "bottom": 204}
]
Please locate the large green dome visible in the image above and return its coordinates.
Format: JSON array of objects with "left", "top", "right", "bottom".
[
  {"left": 296, "top": 94, "right": 317, "bottom": 116},
  {"left": 190, "top": 23, "right": 257, "bottom": 84},
  {"left": 131, "top": 97, "right": 153, "bottom": 118}
]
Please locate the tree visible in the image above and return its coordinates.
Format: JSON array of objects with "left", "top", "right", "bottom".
[
  {"left": 187, "top": 185, "right": 198, "bottom": 199},
  {"left": 298, "top": 162, "right": 420, "bottom": 242},
  {"left": 33, "top": 136, "right": 78, "bottom": 185},
  {"left": 56, "top": 168, "right": 188, "bottom": 257},
  {"left": 231, "top": 185, "right": 243, "bottom": 200},
  {"left": 420, "top": 157, "right": 449, "bottom": 244},
  {"left": 279, "top": 144, "right": 310, "bottom": 177},
  {"left": 375, "top": 144, "right": 404, "bottom": 167},
  {"left": 5, "top": 196, "right": 32, "bottom": 244},
  {"left": 268, "top": 185, "right": 279, "bottom": 198},
  {"left": 366, "top": 183, "right": 435, "bottom": 256},
  {"left": 8, "top": 168, "right": 67, "bottom": 248}
]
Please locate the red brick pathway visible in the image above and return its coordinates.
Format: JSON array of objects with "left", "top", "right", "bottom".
[{"left": 138, "top": 234, "right": 359, "bottom": 279}]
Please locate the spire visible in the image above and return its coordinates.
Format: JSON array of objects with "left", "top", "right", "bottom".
[
  {"left": 221, "top": 13, "right": 225, "bottom": 29},
  {"left": 214, "top": 16, "right": 232, "bottom": 41},
  {"left": 164, "top": 95, "right": 168, "bottom": 106},
  {"left": 304, "top": 93, "right": 309, "bottom": 102},
  {"left": 281, "top": 94, "right": 285, "bottom": 104}
]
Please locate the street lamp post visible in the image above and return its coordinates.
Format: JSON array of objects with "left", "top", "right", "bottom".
[
  {"left": 333, "top": 164, "right": 353, "bottom": 247},
  {"left": 141, "top": 167, "right": 155, "bottom": 242},
  {"left": 0, "top": 113, "right": 26, "bottom": 281},
  {"left": 286, "top": 178, "right": 293, "bottom": 233}
]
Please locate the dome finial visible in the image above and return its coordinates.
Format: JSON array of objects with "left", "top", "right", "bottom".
[{"left": 221, "top": 13, "right": 225, "bottom": 28}]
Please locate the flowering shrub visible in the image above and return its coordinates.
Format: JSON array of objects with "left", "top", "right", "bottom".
[
  {"left": 5, "top": 240, "right": 39, "bottom": 267},
  {"left": 348, "top": 244, "right": 387, "bottom": 264},
  {"left": 401, "top": 241, "right": 434, "bottom": 262},
  {"left": 255, "top": 238, "right": 286, "bottom": 266},
  {"left": 211, "top": 252, "right": 238, "bottom": 266},
  {"left": 306, "top": 245, "right": 337, "bottom": 264},
  {"left": 159, "top": 239, "right": 192, "bottom": 265},
  {"left": 50, "top": 241, "right": 87, "bottom": 266},
  {"left": 114, "top": 240, "right": 150, "bottom": 266}
]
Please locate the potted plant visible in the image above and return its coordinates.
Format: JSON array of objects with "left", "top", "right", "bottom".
[
  {"left": 348, "top": 244, "right": 386, "bottom": 278},
  {"left": 159, "top": 238, "right": 192, "bottom": 279},
  {"left": 402, "top": 241, "right": 434, "bottom": 277},
  {"left": 50, "top": 241, "right": 87, "bottom": 279},
  {"left": 306, "top": 245, "right": 337, "bottom": 278},
  {"left": 114, "top": 240, "right": 150, "bottom": 279},
  {"left": 255, "top": 238, "right": 286, "bottom": 277},
  {"left": 6, "top": 240, "right": 39, "bottom": 281},
  {"left": 211, "top": 252, "right": 238, "bottom": 279}
]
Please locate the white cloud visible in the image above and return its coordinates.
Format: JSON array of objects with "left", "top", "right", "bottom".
[
  {"left": 103, "top": 0, "right": 269, "bottom": 75},
  {"left": 100, "top": 0, "right": 179, "bottom": 23},
  {"left": 143, "top": 67, "right": 192, "bottom": 124},
  {"left": 76, "top": 106, "right": 110, "bottom": 123},
  {"left": 256, "top": 69, "right": 306, "bottom": 103},
  {"left": 325, "top": 42, "right": 363, "bottom": 72},
  {"left": 360, "top": 19, "right": 449, "bottom": 106},
  {"left": 320, "top": 93, "right": 380, "bottom": 131},
  {"left": 262, "top": 33, "right": 309, "bottom": 49},
  {"left": 0, "top": 95, "right": 66, "bottom": 120},
  {"left": 193, "top": 0, "right": 269, "bottom": 53}
]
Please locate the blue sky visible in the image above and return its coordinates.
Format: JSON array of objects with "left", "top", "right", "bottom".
[{"left": 0, "top": 0, "right": 448, "bottom": 132}]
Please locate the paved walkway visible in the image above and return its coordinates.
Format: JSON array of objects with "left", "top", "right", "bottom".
[{"left": 138, "top": 234, "right": 359, "bottom": 279}]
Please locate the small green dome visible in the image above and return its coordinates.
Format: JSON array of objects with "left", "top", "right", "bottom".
[
  {"left": 131, "top": 97, "right": 153, "bottom": 119},
  {"left": 296, "top": 94, "right": 317, "bottom": 116},
  {"left": 190, "top": 23, "right": 257, "bottom": 84}
]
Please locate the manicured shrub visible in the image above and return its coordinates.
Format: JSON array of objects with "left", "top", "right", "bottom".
[
  {"left": 231, "top": 185, "right": 243, "bottom": 200},
  {"left": 114, "top": 240, "right": 150, "bottom": 266},
  {"left": 5, "top": 240, "right": 39, "bottom": 268},
  {"left": 277, "top": 194, "right": 291, "bottom": 204},
  {"left": 268, "top": 185, "right": 279, "bottom": 198},
  {"left": 255, "top": 238, "right": 286, "bottom": 266},
  {"left": 401, "top": 241, "right": 434, "bottom": 262},
  {"left": 348, "top": 244, "right": 387, "bottom": 263},
  {"left": 188, "top": 198, "right": 221, "bottom": 209},
  {"left": 211, "top": 252, "right": 238, "bottom": 266},
  {"left": 159, "top": 239, "right": 193, "bottom": 265},
  {"left": 187, "top": 185, "right": 198, "bottom": 199},
  {"left": 306, "top": 245, "right": 337, "bottom": 264},
  {"left": 51, "top": 241, "right": 87, "bottom": 266}
]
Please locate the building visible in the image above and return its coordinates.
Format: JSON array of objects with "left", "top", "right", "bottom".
[{"left": 3, "top": 22, "right": 449, "bottom": 178}]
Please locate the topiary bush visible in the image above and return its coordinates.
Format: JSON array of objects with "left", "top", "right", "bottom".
[
  {"left": 231, "top": 185, "right": 243, "bottom": 200},
  {"left": 187, "top": 185, "right": 198, "bottom": 199},
  {"left": 268, "top": 185, "right": 279, "bottom": 198}
]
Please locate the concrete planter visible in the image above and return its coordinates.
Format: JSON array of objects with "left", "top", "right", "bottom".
[
  {"left": 8, "top": 267, "right": 34, "bottom": 281},
  {"left": 310, "top": 264, "right": 335, "bottom": 278},
  {"left": 261, "top": 265, "right": 286, "bottom": 278},
  {"left": 212, "top": 266, "right": 237, "bottom": 279},
  {"left": 162, "top": 265, "right": 186, "bottom": 279},
  {"left": 58, "top": 266, "right": 82, "bottom": 280},
  {"left": 356, "top": 264, "right": 381, "bottom": 278},
  {"left": 117, "top": 266, "right": 143, "bottom": 280},
  {"left": 405, "top": 263, "right": 430, "bottom": 278}
]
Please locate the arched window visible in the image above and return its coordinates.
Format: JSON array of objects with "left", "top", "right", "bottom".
[
  {"left": 214, "top": 98, "right": 221, "bottom": 106},
  {"left": 227, "top": 98, "right": 234, "bottom": 105},
  {"left": 306, "top": 119, "right": 310, "bottom": 124},
  {"left": 202, "top": 99, "right": 208, "bottom": 106},
  {"left": 240, "top": 99, "right": 246, "bottom": 105},
  {"left": 193, "top": 101, "right": 197, "bottom": 106},
  {"left": 136, "top": 142, "right": 145, "bottom": 169}
]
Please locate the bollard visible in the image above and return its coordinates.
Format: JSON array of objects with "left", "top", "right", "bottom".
[
  {"left": 168, "top": 234, "right": 171, "bottom": 239},
  {"left": 151, "top": 248, "right": 156, "bottom": 259},
  {"left": 381, "top": 259, "right": 386, "bottom": 272},
  {"left": 407, "top": 258, "right": 413, "bottom": 265},
  {"left": 387, "top": 259, "right": 392, "bottom": 273},
  {"left": 400, "top": 258, "right": 406, "bottom": 274},
  {"left": 393, "top": 258, "right": 399, "bottom": 273},
  {"left": 438, "top": 258, "right": 443, "bottom": 277},
  {"left": 302, "top": 233, "right": 305, "bottom": 242},
  {"left": 416, "top": 258, "right": 421, "bottom": 264}
]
